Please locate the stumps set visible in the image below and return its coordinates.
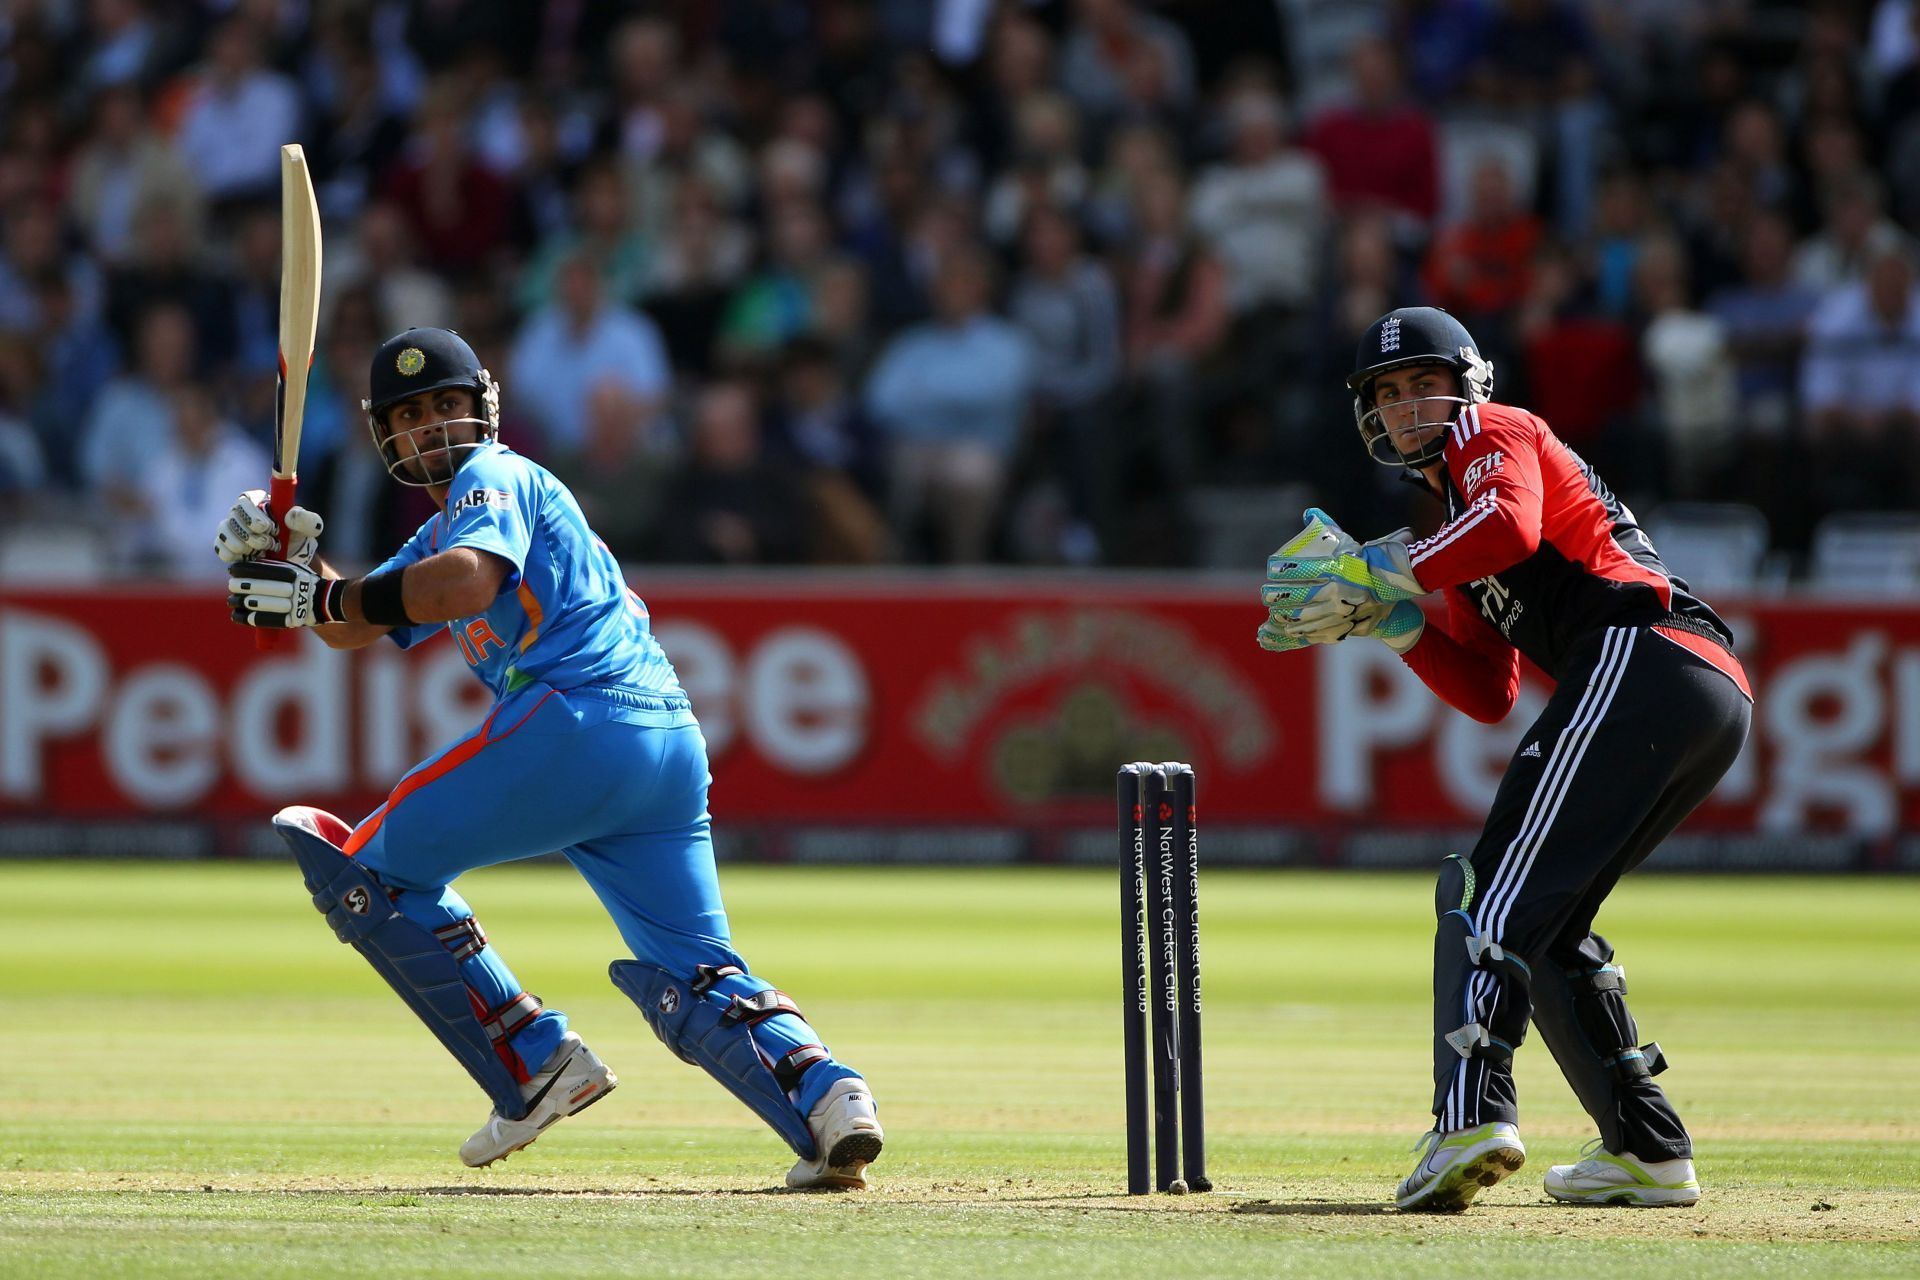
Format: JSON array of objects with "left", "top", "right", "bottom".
[{"left": 1117, "top": 761, "right": 1209, "bottom": 1195}]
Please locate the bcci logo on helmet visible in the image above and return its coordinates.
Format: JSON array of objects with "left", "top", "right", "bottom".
[
  {"left": 658, "top": 986, "right": 681, "bottom": 1015},
  {"left": 1379, "top": 316, "right": 1401, "bottom": 353},
  {"left": 344, "top": 886, "right": 371, "bottom": 915},
  {"left": 396, "top": 346, "right": 426, "bottom": 376}
]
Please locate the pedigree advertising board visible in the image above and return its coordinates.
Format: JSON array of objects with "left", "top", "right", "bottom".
[{"left": 2, "top": 579, "right": 1917, "bottom": 864}]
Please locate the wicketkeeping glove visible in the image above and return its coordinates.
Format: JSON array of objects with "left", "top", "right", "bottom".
[
  {"left": 228, "top": 559, "right": 345, "bottom": 629},
  {"left": 1267, "top": 517, "right": 1425, "bottom": 603},
  {"left": 214, "top": 490, "right": 323, "bottom": 567},
  {"left": 1255, "top": 507, "right": 1361, "bottom": 653},
  {"left": 1265, "top": 579, "right": 1426, "bottom": 655}
]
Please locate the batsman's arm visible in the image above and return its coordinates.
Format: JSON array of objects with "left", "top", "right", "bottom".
[{"left": 308, "top": 549, "right": 512, "bottom": 650}]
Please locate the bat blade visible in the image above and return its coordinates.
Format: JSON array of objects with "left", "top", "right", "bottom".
[{"left": 259, "top": 142, "right": 323, "bottom": 651}]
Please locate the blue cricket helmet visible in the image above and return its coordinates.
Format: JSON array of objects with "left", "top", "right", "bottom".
[
  {"left": 1347, "top": 307, "right": 1494, "bottom": 468},
  {"left": 362, "top": 327, "right": 502, "bottom": 487}
]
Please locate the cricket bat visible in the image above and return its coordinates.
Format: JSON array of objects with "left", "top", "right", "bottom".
[{"left": 260, "top": 143, "right": 322, "bottom": 650}]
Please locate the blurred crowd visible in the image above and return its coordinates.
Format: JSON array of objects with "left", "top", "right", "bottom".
[{"left": 3, "top": 0, "right": 1919, "bottom": 578}]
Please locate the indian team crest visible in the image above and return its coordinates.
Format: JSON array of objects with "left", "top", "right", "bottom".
[{"left": 396, "top": 346, "right": 427, "bottom": 375}]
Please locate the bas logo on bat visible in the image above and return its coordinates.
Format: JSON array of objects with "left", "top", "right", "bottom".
[{"left": 449, "top": 488, "right": 511, "bottom": 519}]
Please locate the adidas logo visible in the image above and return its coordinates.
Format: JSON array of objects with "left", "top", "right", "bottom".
[{"left": 1520, "top": 741, "right": 1542, "bottom": 759}]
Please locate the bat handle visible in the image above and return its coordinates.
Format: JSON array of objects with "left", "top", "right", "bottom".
[{"left": 254, "top": 473, "right": 299, "bottom": 652}]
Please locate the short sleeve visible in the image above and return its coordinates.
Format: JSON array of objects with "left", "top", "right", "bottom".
[{"left": 441, "top": 450, "right": 533, "bottom": 582}]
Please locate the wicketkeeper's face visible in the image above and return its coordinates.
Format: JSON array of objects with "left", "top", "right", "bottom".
[
  {"left": 381, "top": 387, "right": 483, "bottom": 484},
  {"left": 1370, "top": 365, "right": 1458, "bottom": 460}
]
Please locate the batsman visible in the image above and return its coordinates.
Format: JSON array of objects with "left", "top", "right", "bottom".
[
  {"left": 1261, "top": 308, "right": 1751, "bottom": 1211},
  {"left": 215, "top": 328, "right": 883, "bottom": 1187}
]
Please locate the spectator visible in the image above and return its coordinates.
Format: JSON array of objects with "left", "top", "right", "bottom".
[
  {"left": 173, "top": 18, "right": 302, "bottom": 210},
  {"left": 1058, "top": 0, "right": 1196, "bottom": 129},
  {"left": 305, "top": 21, "right": 410, "bottom": 225},
  {"left": 1188, "top": 89, "right": 1329, "bottom": 319},
  {"left": 1304, "top": 35, "right": 1439, "bottom": 234},
  {"left": 336, "top": 200, "right": 456, "bottom": 339},
  {"left": 657, "top": 381, "right": 805, "bottom": 565},
  {"left": 518, "top": 159, "right": 652, "bottom": 313},
  {"left": 1799, "top": 240, "right": 1920, "bottom": 515},
  {"left": 27, "top": 270, "right": 121, "bottom": 488},
  {"left": 508, "top": 251, "right": 670, "bottom": 454},
  {"left": 983, "top": 94, "right": 1091, "bottom": 247},
  {"left": 1708, "top": 210, "right": 1821, "bottom": 440},
  {"left": 80, "top": 301, "right": 196, "bottom": 507},
  {"left": 145, "top": 383, "right": 270, "bottom": 580},
  {"left": 1121, "top": 163, "right": 1228, "bottom": 529},
  {"left": 1795, "top": 172, "right": 1910, "bottom": 291},
  {"left": 0, "top": 201, "right": 105, "bottom": 335},
  {"left": 866, "top": 242, "right": 1034, "bottom": 563},
  {"left": 76, "top": 0, "right": 167, "bottom": 97},
  {"left": 771, "top": 335, "right": 890, "bottom": 563},
  {"left": 642, "top": 175, "right": 755, "bottom": 376},
  {"left": 101, "top": 194, "right": 231, "bottom": 361},
  {"left": 1635, "top": 233, "right": 1736, "bottom": 500},
  {"left": 1008, "top": 203, "right": 1123, "bottom": 561},
  {"left": 545, "top": 378, "right": 675, "bottom": 564},
  {"left": 383, "top": 81, "right": 517, "bottom": 277},
  {"left": 67, "top": 84, "right": 203, "bottom": 265},
  {"left": 1422, "top": 156, "right": 1542, "bottom": 334},
  {"left": 719, "top": 199, "right": 835, "bottom": 365}
]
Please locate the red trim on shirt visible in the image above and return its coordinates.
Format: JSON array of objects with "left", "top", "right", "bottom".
[{"left": 1653, "top": 626, "right": 1753, "bottom": 700}]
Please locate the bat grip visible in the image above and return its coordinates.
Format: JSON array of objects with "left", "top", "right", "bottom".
[{"left": 254, "top": 473, "right": 299, "bottom": 652}]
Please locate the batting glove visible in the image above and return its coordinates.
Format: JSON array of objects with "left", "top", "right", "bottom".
[
  {"left": 215, "top": 490, "right": 323, "bottom": 567},
  {"left": 228, "top": 559, "right": 345, "bottom": 629}
]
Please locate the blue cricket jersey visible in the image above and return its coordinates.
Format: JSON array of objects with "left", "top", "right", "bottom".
[{"left": 373, "top": 441, "right": 684, "bottom": 702}]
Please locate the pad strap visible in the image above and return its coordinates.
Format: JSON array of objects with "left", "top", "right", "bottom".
[
  {"left": 433, "top": 917, "right": 488, "bottom": 962},
  {"left": 481, "top": 992, "right": 543, "bottom": 1044},
  {"left": 774, "top": 1044, "right": 830, "bottom": 1093}
]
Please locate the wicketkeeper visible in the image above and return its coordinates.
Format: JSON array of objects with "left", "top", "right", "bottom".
[
  {"left": 1260, "top": 307, "right": 1751, "bottom": 1211},
  {"left": 217, "top": 327, "right": 883, "bottom": 1187}
]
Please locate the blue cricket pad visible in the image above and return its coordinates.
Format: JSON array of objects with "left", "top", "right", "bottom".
[
  {"left": 608, "top": 959, "right": 818, "bottom": 1159},
  {"left": 273, "top": 806, "right": 530, "bottom": 1121},
  {"left": 1430, "top": 853, "right": 1533, "bottom": 1114}
]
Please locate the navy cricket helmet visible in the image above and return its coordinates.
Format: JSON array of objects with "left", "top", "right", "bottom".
[
  {"left": 1346, "top": 307, "right": 1494, "bottom": 468},
  {"left": 362, "top": 327, "right": 501, "bottom": 486}
]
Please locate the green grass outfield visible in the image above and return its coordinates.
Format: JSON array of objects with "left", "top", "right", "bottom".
[{"left": 2, "top": 862, "right": 1917, "bottom": 1278}]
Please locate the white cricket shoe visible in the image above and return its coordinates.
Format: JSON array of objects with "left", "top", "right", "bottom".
[
  {"left": 460, "top": 1032, "right": 617, "bottom": 1168},
  {"left": 1395, "top": 1122, "right": 1526, "bottom": 1211},
  {"left": 786, "top": 1077, "right": 884, "bottom": 1190},
  {"left": 1544, "top": 1139, "right": 1700, "bottom": 1206}
]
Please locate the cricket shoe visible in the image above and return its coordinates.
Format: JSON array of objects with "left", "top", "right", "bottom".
[
  {"left": 460, "top": 1032, "right": 617, "bottom": 1168},
  {"left": 786, "top": 1077, "right": 884, "bottom": 1190},
  {"left": 1395, "top": 1122, "right": 1526, "bottom": 1211},
  {"left": 1544, "top": 1139, "right": 1700, "bottom": 1206}
]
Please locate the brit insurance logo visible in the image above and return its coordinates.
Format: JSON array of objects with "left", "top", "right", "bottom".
[{"left": 1379, "top": 316, "right": 1401, "bottom": 353}]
